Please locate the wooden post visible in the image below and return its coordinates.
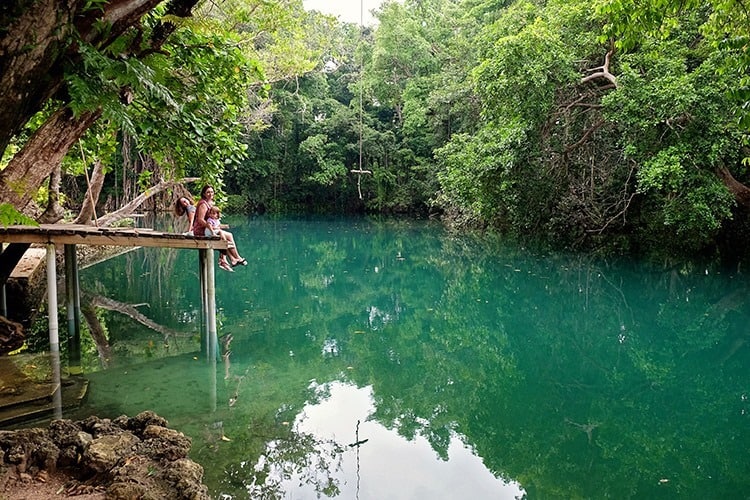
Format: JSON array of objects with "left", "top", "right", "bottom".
[{"left": 64, "top": 245, "right": 82, "bottom": 374}]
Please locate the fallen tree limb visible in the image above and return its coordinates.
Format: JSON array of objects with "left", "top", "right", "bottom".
[{"left": 95, "top": 177, "right": 199, "bottom": 227}]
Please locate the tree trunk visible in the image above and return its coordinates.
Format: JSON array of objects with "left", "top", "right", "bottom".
[
  {"left": 0, "top": 0, "right": 76, "bottom": 156},
  {"left": 73, "top": 159, "right": 106, "bottom": 225},
  {"left": 0, "top": 243, "right": 31, "bottom": 286},
  {"left": 81, "top": 302, "right": 112, "bottom": 368},
  {"left": 38, "top": 163, "right": 65, "bottom": 224},
  {"left": 0, "top": 0, "right": 166, "bottom": 159},
  {"left": 0, "top": 107, "right": 100, "bottom": 212},
  {"left": 0, "top": 0, "right": 199, "bottom": 209}
]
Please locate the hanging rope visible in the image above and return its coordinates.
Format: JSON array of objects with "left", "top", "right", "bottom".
[{"left": 351, "top": 0, "right": 372, "bottom": 200}]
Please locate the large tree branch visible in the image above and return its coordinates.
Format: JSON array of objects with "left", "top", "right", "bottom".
[
  {"left": 581, "top": 50, "right": 618, "bottom": 87},
  {"left": 717, "top": 165, "right": 750, "bottom": 209},
  {"left": 0, "top": 107, "right": 101, "bottom": 212},
  {"left": 74, "top": 160, "right": 106, "bottom": 225},
  {"left": 90, "top": 295, "right": 191, "bottom": 344},
  {"left": 81, "top": 301, "right": 113, "bottom": 368},
  {"left": 95, "top": 177, "right": 199, "bottom": 227}
]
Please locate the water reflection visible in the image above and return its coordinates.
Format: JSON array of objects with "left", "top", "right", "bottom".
[
  {"left": 254, "top": 381, "right": 524, "bottom": 499},
  {"left": 71, "top": 216, "right": 750, "bottom": 499}
]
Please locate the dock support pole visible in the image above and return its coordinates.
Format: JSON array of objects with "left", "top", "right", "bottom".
[
  {"left": 198, "top": 249, "right": 218, "bottom": 411},
  {"left": 46, "top": 244, "right": 62, "bottom": 418},
  {"left": 206, "top": 249, "right": 218, "bottom": 362},
  {"left": 206, "top": 250, "right": 218, "bottom": 412},
  {"left": 46, "top": 244, "right": 59, "bottom": 351},
  {"left": 199, "top": 249, "right": 208, "bottom": 357},
  {"left": 64, "top": 245, "right": 82, "bottom": 375}
]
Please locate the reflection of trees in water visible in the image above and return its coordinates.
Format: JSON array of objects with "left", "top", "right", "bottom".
[
  {"left": 247, "top": 433, "right": 346, "bottom": 499},
  {"left": 339, "top": 242, "right": 750, "bottom": 497}
]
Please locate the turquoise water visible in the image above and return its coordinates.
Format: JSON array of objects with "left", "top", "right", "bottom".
[{"left": 73, "top": 216, "right": 750, "bottom": 499}]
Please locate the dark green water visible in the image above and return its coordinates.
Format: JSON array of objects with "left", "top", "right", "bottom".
[{"left": 72, "top": 216, "right": 750, "bottom": 499}]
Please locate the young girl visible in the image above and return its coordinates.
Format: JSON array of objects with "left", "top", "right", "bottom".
[
  {"left": 192, "top": 185, "right": 247, "bottom": 267},
  {"left": 206, "top": 206, "right": 233, "bottom": 272}
]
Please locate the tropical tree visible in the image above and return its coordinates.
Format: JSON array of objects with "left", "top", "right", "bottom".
[
  {"left": 0, "top": 0, "right": 314, "bottom": 218},
  {"left": 0, "top": 0, "right": 200, "bottom": 212},
  {"left": 433, "top": 0, "right": 749, "bottom": 253}
]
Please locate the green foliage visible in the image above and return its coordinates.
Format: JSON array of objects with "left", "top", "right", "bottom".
[
  {"left": 600, "top": 28, "right": 744, "bottom": 246},
  {"left": 636, "top": 147, "right": 735, "bottom": 240},
  {"left": 21, "top": 0, "right": 742, "bottom": 255},
  {"left": 436, "top": 123, "right": 528, "bottom": 224},
  {"left": 0, "top": 203, "right": 38, "bottom": 227},
  {"left": 595, "top": 0, "right": 750, "bottom": 142},
  {"left": 473, "top": 6, "right": 579, "bottom": 124}
]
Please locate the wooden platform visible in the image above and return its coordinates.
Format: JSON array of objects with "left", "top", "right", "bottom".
[
  {"left": 0, "top": 222, "right": 224, "bottom": 427},
  {"left": 9, "top": 247, "right": 46, "bottom": 280},
  {"left": 0, "top": 224, "right": 228, "bottom": 250}
]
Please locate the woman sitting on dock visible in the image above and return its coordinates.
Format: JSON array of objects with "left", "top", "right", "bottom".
[
  {"left": 173, "top": 196, "right": 196, "bottom": 235},
  {"left": 192, "top": 185, "right": 247, "bottom": 267}
]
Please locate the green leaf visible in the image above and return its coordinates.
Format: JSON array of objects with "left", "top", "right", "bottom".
[{"left": 0, "top": 204, "right": 38, "bottom": 227}]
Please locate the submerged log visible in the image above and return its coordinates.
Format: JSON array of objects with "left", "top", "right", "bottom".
[
  {"left": 89, "top": 295, "right": 192, "bottom": 345},
  {"left": 81, "top": 303, "right": 113, "bottom": 368}
]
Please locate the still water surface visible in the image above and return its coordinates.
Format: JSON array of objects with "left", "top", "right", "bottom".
[{"left": 72, "top": 216, "right": 750, "bottom": 499}]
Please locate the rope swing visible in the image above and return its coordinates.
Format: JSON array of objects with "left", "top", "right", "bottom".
[{"left": 351, "top": 0, "right": 372, "bottom": 200}]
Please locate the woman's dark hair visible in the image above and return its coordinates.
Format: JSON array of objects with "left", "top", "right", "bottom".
[
  {"left": 174, "top": 198, "right": 186, "bottom": 216},
  {"left": 200, "top": 185, "right": 214, "bottom": 200}
]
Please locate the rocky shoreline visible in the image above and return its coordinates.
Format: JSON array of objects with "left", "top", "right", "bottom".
[{"left": 0, "top": 411, "right": 209, "bottom": 499}]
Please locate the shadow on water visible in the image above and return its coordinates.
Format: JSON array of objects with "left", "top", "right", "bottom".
[{"left": 60, "top": 215, "right": 750, "bottom": 498}]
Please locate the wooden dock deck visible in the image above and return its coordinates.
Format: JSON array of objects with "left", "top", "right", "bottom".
[
  {"left": 0, "top": 223, "right": 228, "bottom": 424},
  {"left": 0, "top": 224, "right": 228, "bottom": 250}
]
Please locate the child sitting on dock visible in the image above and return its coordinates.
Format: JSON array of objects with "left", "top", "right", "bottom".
[
  {"left": 192, "top": 185, "right": 247, "bottom": 268},
  {"left": 206, "top": 206, "right": 233, "bottom": 272}
]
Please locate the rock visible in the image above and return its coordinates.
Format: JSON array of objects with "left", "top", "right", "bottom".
[
  {"left": 48, "top": 419, "right": 93, "bottom": 467},
  {"left": 164, "top": 458, "right": 209, "bottom": 499},
  {"left": 139, "top": 425, "right": 192, "bottom": 461},
  {"left": 0, "top": 411, "right": 209, "bottom": 499},
  {"left": 84, "top": 432, "right": 140, "bottom": 473},
  {"left": 0, "top": 428, "right": 59, "bottom": 474},
  {"left": 125, "top": 410, "right": 169, "bottom": 432}
]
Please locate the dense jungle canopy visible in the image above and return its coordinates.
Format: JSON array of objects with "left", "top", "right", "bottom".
[{"left": 0, "top": 0, "right": 749, "bottom": 257}]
